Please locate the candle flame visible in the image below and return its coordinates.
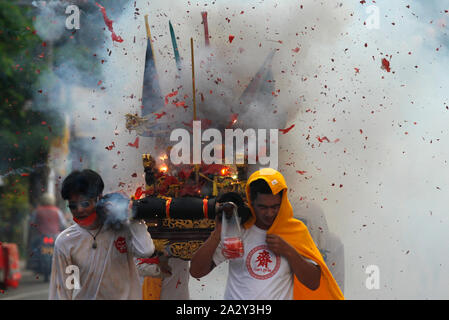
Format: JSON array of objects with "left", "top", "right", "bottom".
[
  {"left": 160, "top": 164, "right": 168, "bottom": 173},
  {"left": 220, "top": 167, "right": 230, "bottom": 176}
]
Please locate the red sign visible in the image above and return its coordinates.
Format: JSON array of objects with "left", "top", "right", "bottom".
[{"left": 114, "top": 237, "right": 128, "bottom": 254}]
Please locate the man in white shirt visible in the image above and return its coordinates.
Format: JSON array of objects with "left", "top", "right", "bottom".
[
  {"left": 190, "top": 169, "right": 333, "bottom": 300},
  {"left": 49, "top": 169, "right": 155, "bottom": 300},
  {"left": 212, "top": 220, "right": 299, "bottom": 299}
]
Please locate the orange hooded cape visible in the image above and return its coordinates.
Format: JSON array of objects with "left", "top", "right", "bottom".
[{"left": 244, "top": 168, "right": 344, "bottom": 300}]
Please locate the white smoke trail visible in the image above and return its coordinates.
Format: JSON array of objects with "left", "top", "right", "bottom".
[{"left": 284, "top": 1, "right": 449, "bottom": 298}]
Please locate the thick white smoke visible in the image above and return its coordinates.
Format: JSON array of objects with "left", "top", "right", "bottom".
[
  {"left": 283, "top": 1, "right": 449, "bottom": 299},
  {"left": 35, "top": 0, "right": 449, "bottom": 299}
]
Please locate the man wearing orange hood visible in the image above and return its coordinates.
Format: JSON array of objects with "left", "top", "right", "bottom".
[{"left": 190, "top": 168, "right": 344, "bottom": 300}]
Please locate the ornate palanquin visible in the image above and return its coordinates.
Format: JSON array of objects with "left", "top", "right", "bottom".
[{"left": 132, "top": 153, "right": 247, "bottom": 260}]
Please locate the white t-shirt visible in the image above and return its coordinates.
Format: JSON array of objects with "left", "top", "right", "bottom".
[
  {"left": 213, "top": 225, "right": 294, "bottom": 300},
  {"left": 160, "top": 258, "right": 190, "bottom": 300},
  {"left": 136, "top": 257, "right": 190, "bottom": 300},
  {"left": 49, "top": 220, "right": 154, "bottom": 300}
]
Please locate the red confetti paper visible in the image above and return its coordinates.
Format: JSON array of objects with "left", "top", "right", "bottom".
[
  {"left": 279, "top": 124, "right": 295, "bottom": 134},
  {"left": 127, "top": 137, "right": 139, "bottom": 148},
  {"left": 317, "top": 136, "right": 330, "bottom": 143},
  {"left": 165, "top": 90, "right": 178, "bottom": 105},
  {"left": 154, "top": 111, "right": 167, "bottom": 119},
  {"left": 111, "top": 33, "right": 124, "bottom": 43},
  {"left": 229, "top": 35, "right": 235, "bottom": 43},
  {"left": 381, "top": 58, "right": 391, "bottom": 72},
  {"left": 173, "top": 101, "right": 186, "bottom": 108},
  {"left": 96, "top": 2, "right": 124, "bottom": 43},
  {"left": 105, "top": 142, "right": 115, "bottom": 150}
]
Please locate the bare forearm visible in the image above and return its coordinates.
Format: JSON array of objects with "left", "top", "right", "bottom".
[
  {"left": 285, "top": 248, "right": 321, "bottom": 291},
  {"left": 189, "top": 230, "right": 220, "bottom": 278}
]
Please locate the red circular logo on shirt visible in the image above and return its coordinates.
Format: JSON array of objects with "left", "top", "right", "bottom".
[
  {"left": 246, "top": 245, "right": 281, "bottom": 280},
  {"left": 114, "top": 236, "right": 128, "bottom": 253}
]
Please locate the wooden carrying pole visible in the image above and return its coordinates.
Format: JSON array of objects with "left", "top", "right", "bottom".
[{"left": 191, "top": 38, "right": 199, "bottom": 183}]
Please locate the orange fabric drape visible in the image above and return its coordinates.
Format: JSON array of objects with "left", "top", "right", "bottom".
[
  {"left": 243, "top": 168, "right": 344, "bottom": 300},
  {"left": 142, "top": 277, "right": 162, "bottom": 300}
]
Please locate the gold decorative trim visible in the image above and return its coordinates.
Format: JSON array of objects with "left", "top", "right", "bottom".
[
  {"left": 168, "top": 240, "right": 205, "bottom": 260},
  {"left": 161, "top": 218, "right": 215, "bottom": 229},
  {"left": 152, "top": 239, "right": 169, "bottom": 252}
]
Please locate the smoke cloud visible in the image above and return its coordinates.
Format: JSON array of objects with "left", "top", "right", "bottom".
[
  {"left": 283, "top": 0, "right": 449, "bottom": 299},
  {"left": 32, "top": 0, "right": 449, "bottom": 298}
]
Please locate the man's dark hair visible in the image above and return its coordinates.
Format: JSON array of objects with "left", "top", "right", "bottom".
[
  {"left": 61, "top": 169, "right": 104, "bottom": 200},
  {"left": 249, "top": 179, "right": 282, "bottom": 202}
]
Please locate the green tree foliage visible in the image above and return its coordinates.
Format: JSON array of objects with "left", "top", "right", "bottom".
[
  {"left": 0, "top": 2, "right": 62, "bottom": 250},
  {"left": 0, "top": 1, "right": 62, "bottom": 175},
  {"left": 0, "top": 176, "right": 29, "bottom": 254},
  {"left": 0, "top": 0, "right": 132, "bottom": 249}
]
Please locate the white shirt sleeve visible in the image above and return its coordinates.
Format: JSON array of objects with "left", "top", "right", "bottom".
[
  {"left": 49, "top": 246, "right": 72, "bottom": 300},
  {"left": 126, "top": 219, "right": 155, "bottom": 258},
  {"left": 57, "top": 209, "right": 68, "bottom": 230},
  {"left": 135, "top": 257, "right": 161, "bottom": 277}
]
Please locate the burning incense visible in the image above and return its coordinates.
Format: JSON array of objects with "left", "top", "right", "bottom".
[
  {"left": 191, "top": 37, "right": 199, "bottom": 183},
  {"left": 144, "top": 15, "right": 156, "bottom": 65},
  {"left": 190, "top": 37, "right": 197, "bottom": 121}
]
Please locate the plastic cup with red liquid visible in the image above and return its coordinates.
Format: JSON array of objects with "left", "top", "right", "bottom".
[{"left": 220, "top": 202, "right": 244, "bottom": 259}]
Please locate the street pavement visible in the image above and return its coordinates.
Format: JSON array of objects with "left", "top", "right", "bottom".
[
  {"left": 0, "top": 265, "right": 49, "bottom": 300},
  {"left": 0, "top": 260, "right": 228, "bottom": 300}
]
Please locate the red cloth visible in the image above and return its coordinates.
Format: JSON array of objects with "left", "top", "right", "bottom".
[
  {"left": 35, "top": 205, "right": 62, "bottom": 235},
  {"left": 2, "top": 243, "right": 21, "bottom": 288},
  {"left": 137, "top": 257, "right": 160, "bottom": 265}
]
